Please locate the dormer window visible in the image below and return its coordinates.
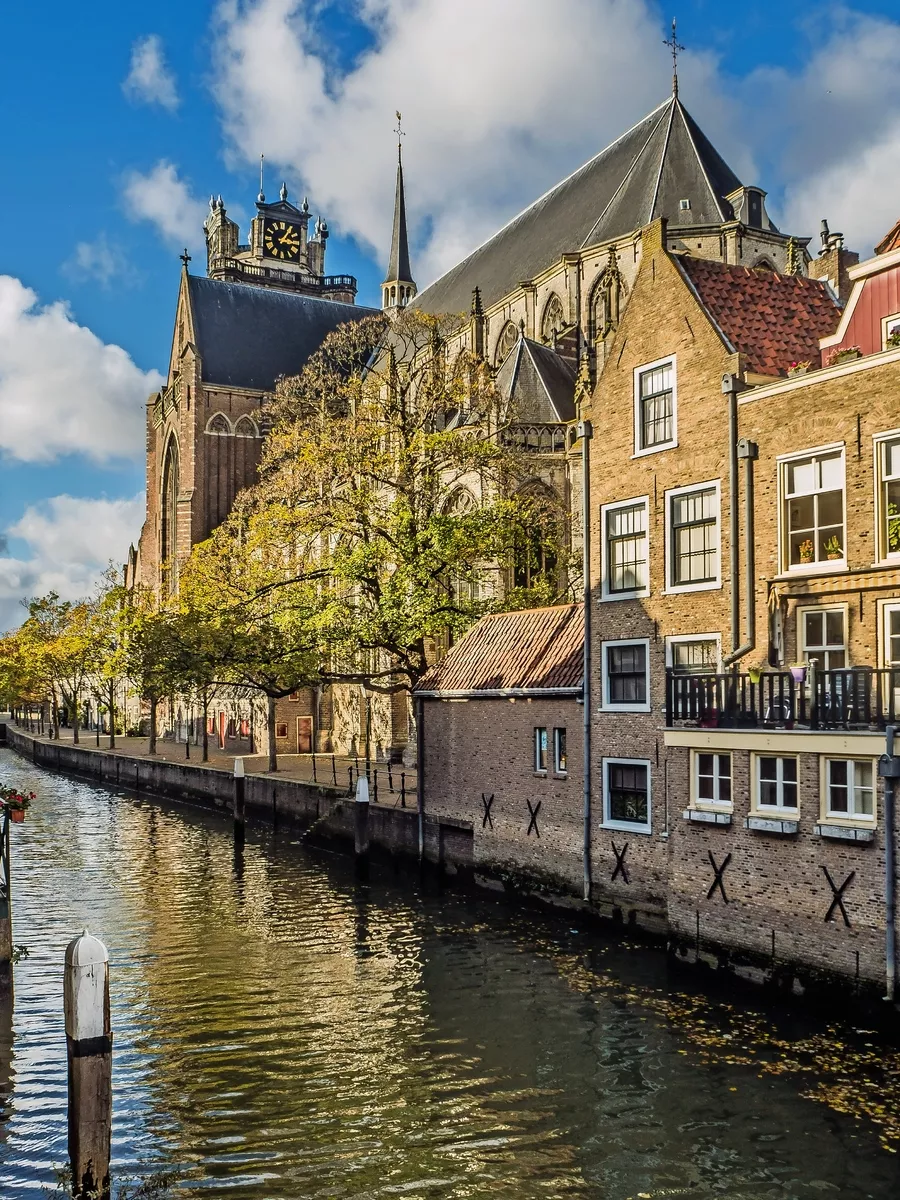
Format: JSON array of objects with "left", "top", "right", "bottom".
[
  {"left": 748, "top": 190, "right": 763, "bottom": 228},
  {"left": 679, "top": 198, "right": 691, "bottom": 212}
]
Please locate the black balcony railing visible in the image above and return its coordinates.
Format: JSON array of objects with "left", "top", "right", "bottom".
[{"left": 666, "top": 666, "right": 900, "bottom": 731}]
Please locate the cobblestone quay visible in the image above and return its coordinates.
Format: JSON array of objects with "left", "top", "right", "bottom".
[{"left": 1, "top": 746, "right": 900, "bottom": 1196}]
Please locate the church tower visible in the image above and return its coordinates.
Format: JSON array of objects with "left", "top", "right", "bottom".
[{"left": 382, "top": 143, "right": 416, "bottom": 310}]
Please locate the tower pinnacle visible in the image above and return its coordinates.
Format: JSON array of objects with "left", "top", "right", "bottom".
[{"left": 382, "top": 114, "right": 416, "bottom": 310}]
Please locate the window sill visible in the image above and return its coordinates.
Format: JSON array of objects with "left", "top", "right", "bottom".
[
  {"left": 745, "top": 814, "right": 799, "bottom": 835},
  {"left": 552, "top": 772, "right": 568, "bottom": 780},
  {"left": 601, "top": 819, "right": 652, "bottom": 836},
  {"left": 600, "top": 590, "right": 650, "bottom": 603},
  {"left": 775, "top": 561, "right": 847, "bottom": 580},
  {"left": 815, "top": 822, "right": 876, "bottom": 843},
  {"left": 600, "top": 704, "right": 652, "bottom": 714},
  {"left": 631, "top": 441, "right": 678, "bottom": 460},
  {"left": 533, "top": 770, "right": 547, "bottom": 778},
  {"left": 683, "top": 808, "right": 732, "bottom": 826},
  {"left": 664, "top": 580, "right": 722, "bottom": 595}
]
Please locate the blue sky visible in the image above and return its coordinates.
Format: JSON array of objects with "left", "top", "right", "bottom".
[{"left": 2, "top": 0, "right": 900, "bottom": 629}]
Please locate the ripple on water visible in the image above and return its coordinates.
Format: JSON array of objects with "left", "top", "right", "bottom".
[{"left": 0, "top": 749, "right": 899, "bottom": 1197}]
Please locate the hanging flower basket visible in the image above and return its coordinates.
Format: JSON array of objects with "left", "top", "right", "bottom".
[
  {"left": 0, "top": 786, "right": 35, "bottom": 823},
  {"left": 748, "top": 665, "right": 763, "bottom": 684},
  {"left": 790, "top": 664, "right": 808, "bottom": 684}
]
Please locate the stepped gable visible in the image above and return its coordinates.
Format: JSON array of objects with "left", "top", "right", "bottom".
[
  {"left": 676, "top": 256, "right": 841, "bottom": 376},
  {"left": 415, "top": 96, "right": 743, "bottom": 316},
  {"left": 417, "top": 604, "right": 583, "bottom": 695},
  {"left": 188, "top": 275, "right": 380, "bottom": 391},
  {"left": 494, "top": 335, "right": 576, "bottom": 423}
]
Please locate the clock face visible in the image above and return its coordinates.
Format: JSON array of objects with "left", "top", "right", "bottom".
[{"left": 263, "top": 220, "right": 301, "bottom": 261}]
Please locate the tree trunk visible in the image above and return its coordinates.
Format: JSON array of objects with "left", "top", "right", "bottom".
[
  {"left": 267, "top": 695, "right": 278, "bottom": 773},
  {"left": 72, "top": 693, "right": 80, "bottom": 746},
  {"left": 202, "top": 697, "right": 209, "bottom": 762},
  {"left": 108, "top": 682, "right": 116, "bottom": 749},
  {"left": 148, "top": 696, "right": 157, "bottom": 755}
]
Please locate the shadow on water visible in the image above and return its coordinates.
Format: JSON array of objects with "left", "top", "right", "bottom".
[{"left": 0, "top": 747, "right": 899, "bottom": 1198}]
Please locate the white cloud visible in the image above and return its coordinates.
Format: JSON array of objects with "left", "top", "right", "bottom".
[
  {"left": 63, "top": 233, "right": 137, "bottom": 288},
  {"left": 0, "top": 494, "right": 144, "bottom": 633},
  {"left": 0, "top": 275, "right": 163, "bottom": 463},
  {"left": 123, "top": 34, "right": 180, "bottom": 112},
  {"left": 211, "top": 0, "right": 741, "bottom": 287},
  {"left": 123, "top": 160, "right": 208, "bottom": 249},
  {"left": 756, "top": 13, "right": 900, "bottom": 255}
]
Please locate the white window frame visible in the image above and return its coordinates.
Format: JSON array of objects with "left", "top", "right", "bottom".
[
  {"left": 534, "top": 726, "right": 548, "bottom": 773},
  {"left": 881, "top": 312, "right": 900, "bottom": 351},
  {"left": 691, "top": 749, "right": 733, "bottom": 810},
  {"left": 633, "top": 355, "right": 677, "bottom": 457},
  {"left": 752, "top": 754, "right": 800, "bottom": 814},
  {"left": 600, "top": 495, "right": 650, "bottom": 601},
  {"left": 664, "top": 633, "right": 722, "bottom": 675},
  {"left": 664, "top": 479, "right": 722, "bottom": 593},
  {"left": 602, "top": 757, "right": 652, "bottom": 834},
  {"left": 881, "top": 599, "right": 900, "bottom": 668},
  {"left": 822, "top": 757, "right": 877, "bottom": 823},
  {"left": 874, "top": 429, "right": 900, "bottom": 563},
  {"left": 777, "top": 443, "right": 846, "bottom": 574},
  {"left": 601, "top": 638, "right": 651, "bottom": 712},
  {"left": 553, "top": 727, "right": 567, "bottom": 775},
  {"left": 797, "top": 604, "right": 849, "bottom": 672}
]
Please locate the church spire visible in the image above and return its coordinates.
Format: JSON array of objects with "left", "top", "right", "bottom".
[{"left": 382, "top": 113, "right": 416, "bottom": 310}]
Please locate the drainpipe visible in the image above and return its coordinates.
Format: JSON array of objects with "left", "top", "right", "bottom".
[
  {"left": 578, "top": 418, "right": 593, "bottom": 901},
  {"left": 880, "top": 725, "right": 898, "bottom": 1003},
  {"left": 416, "top": 694, "right": 425, "bottom": 862},
  {"left": 721, "top": 374, "right": 756, "bottom": 668}
]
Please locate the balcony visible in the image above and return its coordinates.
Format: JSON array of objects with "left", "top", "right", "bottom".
[
  {"left": 666, "top": 666, "right": 900, "bottom": 731},
  {"left": 211, "top": 258, "right": 357, "bottom": 296}
]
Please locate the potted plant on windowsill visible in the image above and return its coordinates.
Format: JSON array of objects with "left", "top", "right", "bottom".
[
  {"left": 798, "top": 538, "right": 815, "bottom": 565},
  {"left": 886, "top": 329, "right": 900, "bottom": 349},
  {"left": 824, "top": 535, "right": 843, "bottom": 561},
  {"left": 787, "top": 360, "right": 811, "bottom": 377},
  {"left": 825, "top": 344, "right": 861, "bottom": 367},
  {"left": 0, "top": 786, "right": 35, "bottom": 823}
]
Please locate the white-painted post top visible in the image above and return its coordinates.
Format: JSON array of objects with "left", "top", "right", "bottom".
[
  {"left": 64, "top": 929, "right": 110, "bottom": 1042},
  {"left": 355, "top": 776, "right": 369, "bottom": 804},
  {"left": 234, "top": 757, "right": 245, "bottom": 778}
]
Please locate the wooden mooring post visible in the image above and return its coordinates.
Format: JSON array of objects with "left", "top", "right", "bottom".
[{"left": 64, "top": 930, "right": 112, "bottom": 1200}]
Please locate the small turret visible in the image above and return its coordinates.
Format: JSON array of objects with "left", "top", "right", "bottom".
[{"left": 204, "top": 195, "right": 239, "bottom": 274}]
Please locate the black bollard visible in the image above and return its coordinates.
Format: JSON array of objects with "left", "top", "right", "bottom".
[
  {"left": 65, "top": 930, "right": 112, "bottom": 1199},
  {"left": 312, "top": 752, "right": 317, "bottom": 783},
  {"left": 400, "top": 773, "right": 406, "bottom": 809},
  {"left": 331, "top": 754, "right": 337, "bottom": 786}
]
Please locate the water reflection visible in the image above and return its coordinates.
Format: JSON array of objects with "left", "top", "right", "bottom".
[{"left": 0, "top": 748, "right": 898, "bottom": 1197}]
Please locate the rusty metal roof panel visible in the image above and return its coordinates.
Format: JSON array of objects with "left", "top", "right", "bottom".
[{"left": 416, "top": 604, "right": 584, "bottom": 694}]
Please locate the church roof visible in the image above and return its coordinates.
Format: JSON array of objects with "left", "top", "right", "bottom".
[
  {"left": 416, "top": 603, "right": 584, "bottom": 695},
  {"left": 187, "top": 276, "right": 379, "bottom": 391},
  {"left": 415, "top": 96, "right": 744, "bottom": 316},
  {"left": 677, "top": 257, "right": 840, "bottom": 376},
  {"left": 494, "top": 335, "right": 576, "bottom": 422}
]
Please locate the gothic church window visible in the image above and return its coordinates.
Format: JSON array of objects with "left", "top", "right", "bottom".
[
  {"left": 540, "top": 294, "right": 565, "bottom": 344},
  {"left": 206, "top": 413, "right": 232, "bottom": 435},
  {"left": 589, "top": 265, "right": 623, "bottom": 345},
  {"left": 512, "top": 483, "right": 562, "bottom": 591},
  {"left": 161, "top": 436, "right": 180, "bottom": 594},
  {"left": 495, "top": 321, "right": 519, "bottom": 366},
  {"left": 234, "top": 416, "right": 259, "bottom": 438}
]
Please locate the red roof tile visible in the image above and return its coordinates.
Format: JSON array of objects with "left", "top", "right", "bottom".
[
  {"left": 876, "top": 218, "right": 900, "bottom": 255},
  {"left": 678, "top": 257, "right": 841, "bottom": 377},
  {"left": 416, "top": 604, "right": 583, "bottom": 694}
]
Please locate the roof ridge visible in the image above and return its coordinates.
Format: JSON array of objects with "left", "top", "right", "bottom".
[
  {"left": 647, "top": 95, "right": 679, "bottom": 225},
  {"left": 579, "top": 102, "right": 673, "bottom": 251},
  {"left": 673, "top": 99, "right": 730, "bottom": 223},
  {"left": 416, "top": 98, "right": 673, "bottom": 298}
]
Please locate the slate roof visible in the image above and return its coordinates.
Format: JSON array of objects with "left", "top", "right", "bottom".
[
  {"left": 677, "top": 257, "right": 841, "bottom": 376},
  {"left": 415, "top": 96, "right": 744, "bottom": 315},
  {"left": 416, "top": 604, "right": 583, "bottom": 694},
  {"left": 495, "top": 335, "right": 576, "bottom": 422},
  {"left": 187, "top": 275, "right": 380, "bottom": 391}
]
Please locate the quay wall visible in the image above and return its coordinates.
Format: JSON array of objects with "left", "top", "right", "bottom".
[{"left": 4, "top": 727, "right": 473, "bottom": 873}]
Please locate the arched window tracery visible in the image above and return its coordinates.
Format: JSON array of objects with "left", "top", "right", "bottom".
[
  {"left": 234, "top": 415, "right": 258, "bottom": 438},
  {"left": 588, "top": 246, "right": 624, "bottom": 345},
  {"left": 540, "top": 294, "right": 565, "bottom": 344},
  {"left": 206, "top": 413, "right": 232, "bottom": 435},
  {"left": 161, "top": 434, "right": 180, "bottom": 594},
  {"left": 512, "top": 482, "right": 563, "bottom": 592},
  {"left": 494, "top": 321, "right": 519, "bottom": 366}
]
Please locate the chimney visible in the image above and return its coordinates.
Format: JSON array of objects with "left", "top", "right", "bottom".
[{"left": 807, "top": 218, "right": 859, "bottom": 305}]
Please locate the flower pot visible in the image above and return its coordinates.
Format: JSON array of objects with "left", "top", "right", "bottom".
[
  {"left": 788, "top": 367, "right": 808, "bottom": 377},
  {"left": 748, "top": 668, "right": 762, "bottom": 684},
  {"left": 827, "top": 553, "right": 842, "bottom": 560},
  {"left": 10, "top": 809, "right": 25, "bottom": 823},
  {"left": 790, "top": 665, "right": 807, "bottom": 684}
]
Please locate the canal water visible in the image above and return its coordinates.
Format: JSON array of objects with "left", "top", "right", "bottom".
[{"left": 1, "top": 749, "right": 899, "bottom": 1198}]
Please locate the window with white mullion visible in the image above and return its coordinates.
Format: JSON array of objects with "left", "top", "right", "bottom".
[
  {"left": 695, "top": 752, "right": 731, "bottom": 807},
  {"left": 756, "top": 755, "right": 798, "bottom": 811},
  {"left": 783, "top": 450, "right": 844, "bottom": 568},
  {"left": 826, "top": 758, "right": 875, "bottom": 820},
  {"left": 638, "top": 362, "right": 674, "bottom": 449},
  {"left": 606, "top": 501, "right": 648, "bottom": 595},
  {"left": 800, "top": 607, "right": 846, "bottom": 671},
  {"left": 879, "top": 437, "right": 900, "bottom": 559},
  {"left": 670, "top": 486, "right": 718, "bottom": 586}
]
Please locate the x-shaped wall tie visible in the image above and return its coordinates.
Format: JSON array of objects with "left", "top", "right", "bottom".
[
  {"left": 481, "top": 793, "right": 494, "bottom": 830},
  {"left": 706, "top": 850, "right": 731, "bottom": 903},
  {"left": 822, "top": 865, "right": 855, "bottom": 927},
  {"left": 611, "top": 841, "right": 630, "bottom": 884},
  {"left": 526, "top": 799, "right": 541, "bottom": 837}
]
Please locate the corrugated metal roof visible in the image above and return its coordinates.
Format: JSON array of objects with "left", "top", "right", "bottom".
[{"left": 416, "top": 604, "right": 584, "bottom": 694}]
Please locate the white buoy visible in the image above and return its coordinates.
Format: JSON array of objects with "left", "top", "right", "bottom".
[{"left": 64, "top": 929, "right": 111, "bottom": 1199}]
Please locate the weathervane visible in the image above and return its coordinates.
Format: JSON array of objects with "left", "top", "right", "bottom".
[
  {"left": 663, "top": 18, "right": 684, "bottom": 97},
  {"left": 394, "top": 110, "right": 405, "bottom": 155},
  {"left": 180, "top": 248, "right": 191, "bottom": 268}
]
